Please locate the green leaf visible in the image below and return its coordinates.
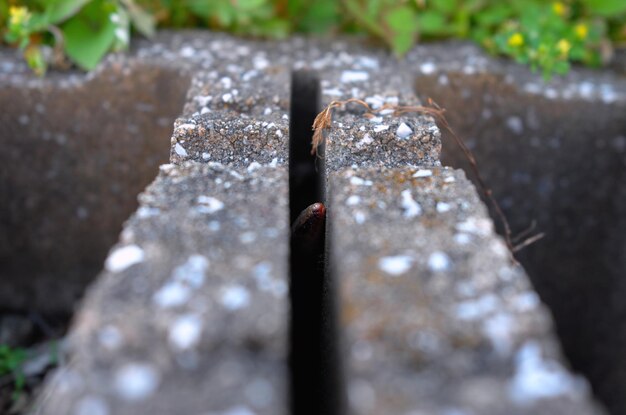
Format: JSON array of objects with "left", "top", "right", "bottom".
[
  {"left": 256, "top": 18, "right": 290, "bottom": 38},
  {"left": 417, "top": 10, "right": 446, "bottom": 36},
  {"left": 552, "top": 60, "right": 570, "bottom": 74},
  {"left": 430, "top": 0, "right": 456, "bottom": 14},
  {"left": 186, "top": 0, "right": 225, "bottom": 19},
  {"left": 385, "top": 6, "right": 417, "bottom": 55},
  {"left": 474, "top": 4, "right": 511, "bottom": 27},
  {"left": 385, "top": 6, "right": 416, "bottom": 32},
  {"left": 390, "top": 31, "right": 414, "bottom": 55},
  {"left": 61, "top": 0, "right": 117, "bottom": 70},
  {"left": 236, "top": 0, "right": 267, "bottom": 12},
  {"left": 45, "top": 0, "right": 92, "bottom": 25},
  {"left": 25, "top": 44, "right": 47, "bottom": 76},
  {"left": 343, "top": 0, "right": 386, "bottom": 39},
  {"left": 297, "top": 0, "right": 338, "bottom": 34},
  {"left": 582, "top": 0, "right": 626, "bottom": 16}
]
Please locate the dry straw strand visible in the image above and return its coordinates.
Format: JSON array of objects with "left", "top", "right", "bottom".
[{"left": 311, "top": 98, "right": 544, "bottom": 256}]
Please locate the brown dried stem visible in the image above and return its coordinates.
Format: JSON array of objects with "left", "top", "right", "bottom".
[{"left": 311, "top": 98, "right": 544, "bottom": 255}]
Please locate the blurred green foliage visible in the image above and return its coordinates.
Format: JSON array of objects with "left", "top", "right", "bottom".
[
  {"left": 0, "top": 344, "right": 26, "bottom": 401},
  {"left": 1, "top": 0, "right": 625, "bottom": 78}
]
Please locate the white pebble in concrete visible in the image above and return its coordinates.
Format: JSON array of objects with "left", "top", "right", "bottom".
[
  {"left": 419, "top": 62, "right": 436, "bottom": 74},
  {"left": 514, "top": 292, "right": 540, "bottom": 312},
  {"left": 401, "top": 190, "right": 422, "bottom": 218},
  {"left": 365, "top": 96, "right": 384, "bottom": 109},
  {"left": 378, "top": 255, "right": 414, "bottom": 276},
  {"left": 436, "top": 202, "right": 452, "bottom": 213},
  {"left": 456, "top": 294, "right": 499, "bottom": 320},
  {"left": 356, "top": 133, "right": 373, "bottom": 148},
  {"left": 354, "top": 211, "right": 366, "bottom": 224},
  {"left": 350, "top": 177, "right": 373, "bottom": 186},
  {"left": 396, "top": 123, "right": 413, "bottom": 139},
  {"left": 105, "top": 245, "right": 144, "bottom": 272},
  {"left": 196, "top": 196, "right": 224, "bottom": 213},
  {"left": 220, "top": 285, "right": 251, "bottom": 310},
  {"left": 172, "top": 255, "right": 209, "bottom": 288},
  {"left": 455, "top": 217, "right": 493, "bottom": 237},
  {"left": 174, "top": 143, "right": 188, "bottom": 157},
  {"left": 340, "top": 70, "right": 369, "bottom": 83},
  {"left": 509, "top": 341, "right": 586, "bottom": 405},
  {"left": 428, "top": 251, "right": 451, "bottom": 272},
  {"left": 114, "top": 363, "right": 160, "bottom": 401},
  {"left": 454, "top": 233, "right": 472, "bottom": 245},
  {"left": 247, "top": 161, "right": 262, "bottom": 172},
  {"left": 176, "top": 123, "right": 196, "bottom": 130},
  {"left": 323, "top": 88, "right": 343, "bottom": 96},
  {"left": 413, "top": 169, "right": 433, "bottom": 178},
  {"left": 169, "top": 314, "right": 203, "bottom": 351},
  {"left": 153, "top": 281, "right": 192, "bottom": 308},
  {"left": 483, "top": 312, "right": 515, "bottom": 355}
]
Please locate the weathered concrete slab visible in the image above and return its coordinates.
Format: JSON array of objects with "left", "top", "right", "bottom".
[
  {"left": 0, "top": 31, "right": 616, "bottom": 415},
  {"left": 328, "top": 166, "right": 601, "bottom": 414},
  {"left": 37, "top": 162, "right": 289, "bottom": 415},
  {"left": 14, "top": 32, "right": 299, "bottom": 415},
  {"left": 170, "top": 70, "right": 290, "bottom": 167},
  {"left": 409, "top": 41, "right": 626, "bottom": 414},
  {"left": 308, "top": 46, "right": 601, "bottom": 412},
  {"left": 0, "top": 55, "right": 191, "bottom": 314},
  {"left": 292, "top": 39, "right": 441, "bottom": 169}
]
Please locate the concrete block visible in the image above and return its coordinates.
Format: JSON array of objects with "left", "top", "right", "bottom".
[
  {"left": 0, "top": 56, "right": 190, "bottom": 313},
  {"left": 0, "top": 32, "right": 613, "bottom": 415},
  {"left": 328, "top": 166, "right": 601, "bottom": 414},
  {"left": 410, "top": 41, "right": 626, "bottom": 413},
  {"left": 38, "top": 162, "right": 289, "bottom": 415}
]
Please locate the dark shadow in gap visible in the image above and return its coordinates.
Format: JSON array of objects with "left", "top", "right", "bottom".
[{"left": 289, "top": 71, "right": 340, "bottom": 415}]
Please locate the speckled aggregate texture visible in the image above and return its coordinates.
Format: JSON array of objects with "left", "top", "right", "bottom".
[
  {"left": 292, "top": 39, "right": 441, "bottom": 170},
  {"left": 169, "top": 38, "right": 292, "bottom": 167},
  {"left": 2, "top": 32, "right": 613, "bottom": 415},
  {"left": 329, "top": 167, "right": 602, "bottom": 414},
  {"left": 38, "top": 162, "right": 289, "bottom": 415},
  {"left": 410, "top": 41, "right": 626, "bottom": 414}
]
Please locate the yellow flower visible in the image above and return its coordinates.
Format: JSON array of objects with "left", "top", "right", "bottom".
[
  {"left": 9, "top": 6, "right": 30, "bottom": 26},
  {"left": 508, "top": 33, "right": 524, "bottom": 47},
  {"left": 575, "top": 23, "right": 588, "bottom": 39},
  {"left": 557, "top": 39, "right": 572, "bottom": 56},
  {"left": 552, "top": 2, "right": 566, "bottom": 16}
]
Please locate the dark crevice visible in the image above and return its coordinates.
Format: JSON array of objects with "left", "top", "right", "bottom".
[{"left": 289, "top": 71, "right": 339, "bottom": 415}]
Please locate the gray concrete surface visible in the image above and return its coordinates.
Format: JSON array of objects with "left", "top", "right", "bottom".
[
  {"left": 0, "top": 31, "right": 620, "bottom": 414},
  {"left": 410, "top": 42, "right": 626, "bottom": 414},
  {"left": 0, "top": 58, "right": 190, "bottom": 314},
  {"left": 328, "top": 166, "right": 599, "bottom": 414},
  {"left": 37, "top": 162, "right": 289, "bottom": 415}
]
